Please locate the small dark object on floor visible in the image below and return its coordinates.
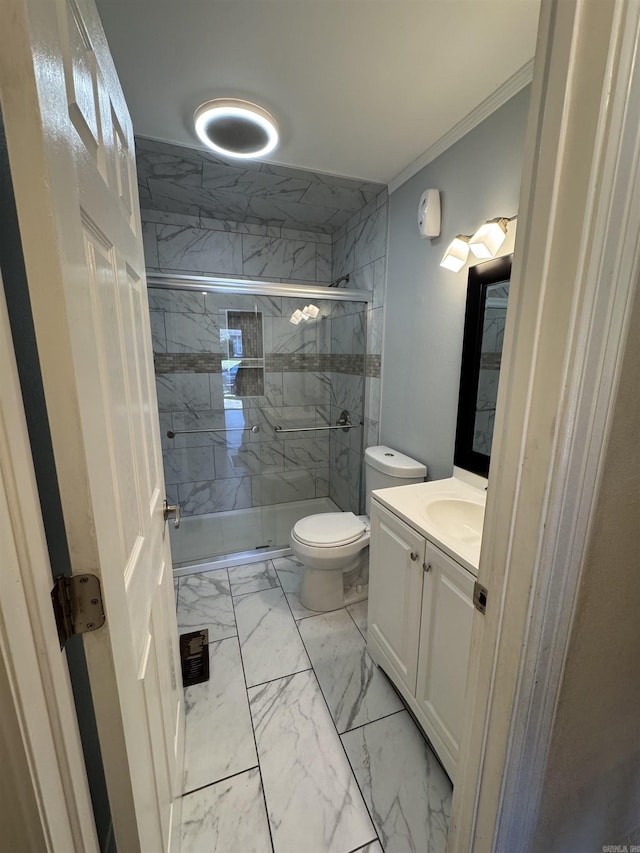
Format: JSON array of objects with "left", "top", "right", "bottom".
[{"left": 180, "top": 629, "right": 210, "bottom": 687}]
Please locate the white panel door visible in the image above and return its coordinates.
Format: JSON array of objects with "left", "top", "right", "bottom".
[
  {"left": 0, "top": 278, "right": 98, "bottom": 852},
  {"left": 368, "top": 500, "right": 425, "bottom": 694},
  {"left": 0, "top": 1, "right": 184, "bottom": 850},
  {"left": 416, "top": 540, "right": 475, "bottom": 780}
]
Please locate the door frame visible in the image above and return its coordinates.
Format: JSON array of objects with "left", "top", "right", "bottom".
[
  {"left": 0, "top": 271, "right": 98, "bottom": 852},
  {"left": 2, "top": 0, "right": 640, "bottom": 848},
  {"left": 449, "top": 0, "right": 640, "bottom": 848}
]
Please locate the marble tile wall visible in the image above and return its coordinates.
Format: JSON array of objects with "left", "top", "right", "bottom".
[
  {"left": 138, "top": 136, "right": 387, "bottom": 518},
  {"left": 330, "top": 194, "right": 389, "bottom": 511},
  {"left": 142, "top": 209, "right": 333, "bottom": 284},
  {"left": 136, "top": 136, "right": 384, "bottom": 236},
  {"left": 152, "top": 290, "right": 366, "bottom": 517}
]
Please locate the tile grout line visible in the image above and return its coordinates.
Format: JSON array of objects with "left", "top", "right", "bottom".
[
  {"left": 340, "top": 708, "right": 406, "bottom": 738},
  {"left": 181, "top": 762, "right": 261, "bottom": 799},
  {"left": 245, "top": 667, "right": 313, "bottom": 691},
  {"left": 229, "top": 576, "right": 277, "bottom": 853},
  {"left": 230, "top": 582, "right": 281, "bottom": 600},
  {"left": 345, "top": 602, "right": 368, "bottom": 643},
  {"left": 281, "top": 587, "right": 384, "bottom": 851}
]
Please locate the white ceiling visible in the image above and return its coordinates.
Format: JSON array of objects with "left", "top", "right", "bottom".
[{"left": 96, "top": 0, "right": 540, "bottom": 184}]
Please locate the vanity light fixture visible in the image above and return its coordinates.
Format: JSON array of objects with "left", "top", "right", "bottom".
[
  {"left": 289, "top": 309, "right": 303, "bottom": 325},
  {"left": 469, "top": 217, "right": 513, "bottom": 259},
  {"left": 440, "top": 216, "right": 517, "bottom": 272},
  {"left": 440, "top": 235, "right": 471, "bottom": 272},
  {"left": 194, "top": 98, "right": 279, "bottom": 159}
]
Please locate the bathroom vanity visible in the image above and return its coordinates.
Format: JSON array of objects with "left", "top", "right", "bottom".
[{"left": 367, "top": 470, "right": 486, "bottom": 782}]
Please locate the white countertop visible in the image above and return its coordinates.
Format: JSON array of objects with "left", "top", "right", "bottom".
[{"left": 371, "top": 471, "right": 487, "bottom": 576}]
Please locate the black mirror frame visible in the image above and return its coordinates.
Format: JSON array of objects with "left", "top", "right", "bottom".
[{"left": 454, "top": 254, "right": 513, "bottom": 478}]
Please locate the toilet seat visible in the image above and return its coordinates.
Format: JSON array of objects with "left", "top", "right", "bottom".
[{"left": 292, "top": 512, "right": 367, "bottom": 548}]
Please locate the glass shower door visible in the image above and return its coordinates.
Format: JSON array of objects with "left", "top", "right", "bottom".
[{"left": 150, "top": 284, "right": 367, "bottom": 566}]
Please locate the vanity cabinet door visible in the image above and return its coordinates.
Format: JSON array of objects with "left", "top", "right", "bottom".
[
  {"left": 368, "top": 500, "right": 426, "bottom": 694},
  {"left": 415, "top": 541, "right": 475, "bottom": 779}
]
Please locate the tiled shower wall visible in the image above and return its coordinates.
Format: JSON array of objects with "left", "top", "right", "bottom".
[
  {"left": 142, "top": 209, "right": 333, "bottom": 285},
  {"left": 136, "top": 136, "right": 387, "bottom": 516},
  {"left": 151, "top": 291, "right": 366, "bottom": 517},
  {"left": 330, "top": 194, "right": 388, "bottom": 508}
]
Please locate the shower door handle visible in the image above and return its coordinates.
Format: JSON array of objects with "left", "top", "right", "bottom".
[
  {"left": 163, "top": 499, "right": 180, "bottom": 529},
  {"left": 166, "top": 425, "right": 259, "bottom": 438}
]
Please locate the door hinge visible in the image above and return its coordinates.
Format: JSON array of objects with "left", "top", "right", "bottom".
[
  {"left": 51, "top": 574, "right": 105, "bottom": 649},
  {"left": 473, "top": 580, "right": 488, "bottom": 614}
]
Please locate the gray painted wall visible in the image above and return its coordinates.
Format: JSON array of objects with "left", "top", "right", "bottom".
[{"left": 381, "top": 88, "right": 530, "bottom": 479}]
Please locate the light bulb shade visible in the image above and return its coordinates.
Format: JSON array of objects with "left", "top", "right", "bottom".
[
  {"left": 301, "top": 304, "right": 319, "bottom": 319},
  {"left": 194, "top": 98, "right": 279, "bottom": 159},
  {"left": 469, "top": 218, "right": 508, "bottom": 259},
  {"left": 290, "top": 309, "right": 303, "bottom": 325},
  {"left": 440, "top": 236, "right": 470, "bottom": 272}
]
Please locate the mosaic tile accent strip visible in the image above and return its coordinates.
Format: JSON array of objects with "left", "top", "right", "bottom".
[
  {"left": 480, "top": 352, "right": 502, "bottom": 370},
  {"left": 154, "top": 352, "right": 380, "bottom": 376},
  {"left": 366, "top": 354, "right": 381, "bottom": 378},
  {"left": 154, "top": 353, "right": 223, "bottom": 373},
  {"left": 264, "top": 353, "right": 367, "bottom": 376}
]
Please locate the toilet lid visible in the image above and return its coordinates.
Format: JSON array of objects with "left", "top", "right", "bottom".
[{"left": 293, "top": 513, "right": 367, "bottom": 547}]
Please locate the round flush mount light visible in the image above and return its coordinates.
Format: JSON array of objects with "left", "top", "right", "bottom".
[{"left": 194, "top": 98, "right": 279, "bottom": 159}]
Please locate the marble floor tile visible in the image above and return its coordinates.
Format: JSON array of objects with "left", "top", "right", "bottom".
[
  {"left": 183, "top": 638, "right": 257, "bottom": 794},
  {"left": 234, "top": 587, "right": 310, "bottom": 687},
  {"left": 353, "top": 843, "right": 383, "bottom": 853},
  {"left": 284, "top": 590, "right": 321, "bottom": 621},
  {"left": 272, "top": 555, "right": 303, "bottom": 592},
  {"left": 248, "top": 670, "right": 376, "bottom": 853},
  {"left": 228, "top": 560, "right": 279, "bottom": 597},
  {"left": 347, "top": 600, "right": 368, "bottom": 639},
  {"left": 180, "top": 767, "right": 271, "bottom": 853},
  {"left": 177, "top": 569, "right": 237, "bottom": 642},
  {"left": 341, "top": 711, "right": 452, "bottom": 853},
  {"left": 298, "top": 609, "right": 403, "bottom": 733},
  {"left": 272, "top": 555, "right": 327, "bottom": 620}
]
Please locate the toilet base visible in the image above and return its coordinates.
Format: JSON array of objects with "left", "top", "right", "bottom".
[
  {"left": 300, "top": 561, "right": 369, "bottom": 613},
  {"left": 344, "top": 581, "right": 368, "bottom": 608}
]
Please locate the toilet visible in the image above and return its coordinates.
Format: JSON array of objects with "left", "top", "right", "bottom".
[{"left": 290, "top": 445, "right": 427, "bottom": 612}]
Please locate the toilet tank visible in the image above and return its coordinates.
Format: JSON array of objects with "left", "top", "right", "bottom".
[{"left": 364, "top": 446, "right": 427, "bottom": 516}]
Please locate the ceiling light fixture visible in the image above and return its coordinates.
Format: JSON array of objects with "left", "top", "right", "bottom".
[
  {"left": 440, "top": 235, "right": 471, "bottom": 272},
  {"left": 194, "top": 98, "right": 279, "bottom": 160}
]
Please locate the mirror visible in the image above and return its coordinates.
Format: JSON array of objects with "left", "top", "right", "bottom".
[{"left": 454, "top": 255, "right": 512, "bottom": 477}]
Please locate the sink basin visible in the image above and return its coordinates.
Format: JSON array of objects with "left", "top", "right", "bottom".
[{"left": 422, "top": 498, "right": 485, "bottom": 542}]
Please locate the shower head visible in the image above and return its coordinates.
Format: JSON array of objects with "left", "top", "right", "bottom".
[{"left": 329, "top": 274, "right": 350, "bottom": 288}]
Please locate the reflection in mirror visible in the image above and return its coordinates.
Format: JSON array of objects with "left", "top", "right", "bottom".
[
  {"left": 454, "top": 255, "right": 512, "bottom": 477},
  {"left": 474, "top": 282, "right": 509, "bottom": 454}
]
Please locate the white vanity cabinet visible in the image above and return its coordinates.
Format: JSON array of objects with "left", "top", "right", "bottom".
[
  {"left": 368, "top": 502, "right": 426, "bottom": 695},
  {"left": 367, "top": 498, "right": 476, "bottom": 781}
]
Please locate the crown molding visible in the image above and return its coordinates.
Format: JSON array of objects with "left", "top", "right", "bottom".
[{"left": 388, "top": 59, "right": 535, "bottom": 194}]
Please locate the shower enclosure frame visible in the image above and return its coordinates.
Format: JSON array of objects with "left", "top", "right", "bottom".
[
  {"left": 146, "top": 271, "right": 374, "bottom": 304},
  {"left": 147, "top": 272, "right": 372, "bottom": 577}
]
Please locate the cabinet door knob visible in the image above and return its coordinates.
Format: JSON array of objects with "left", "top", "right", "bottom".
[
  {"left": 423, "top": 562, "right": 432, "bottom": 573},
  {"left": 410, "top": 551, "right": 419, "bottom": 561}
]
